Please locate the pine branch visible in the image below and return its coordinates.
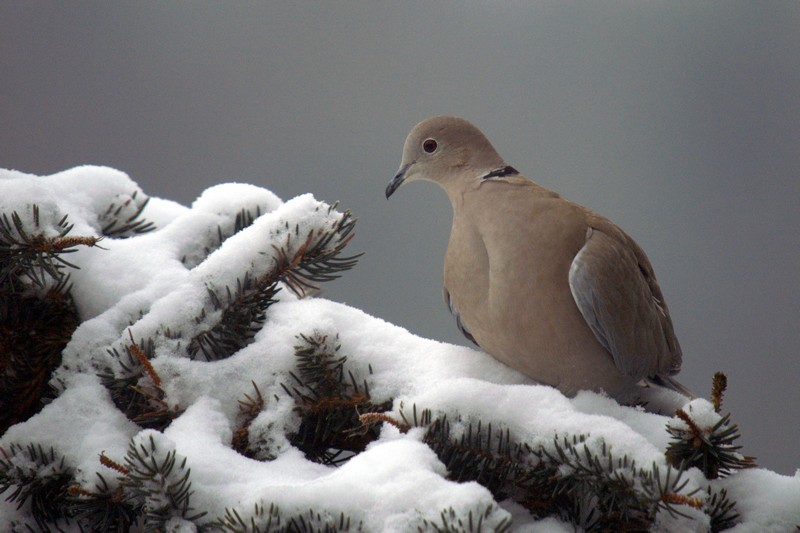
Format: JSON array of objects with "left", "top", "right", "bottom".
[
  {"left": 66, "top": 472, "right": 138, "bottom": 533},
  {"left": 233, "top": 206, "right": 262, "bottom": 233},
  {"left": 280, "top": 332, "right": 390, "bottom": 466},
  {"left": 423, "top": 414, "right": 529, "bottom": 497},
  {"left": 127, "top": 329, "right": 161, "bottom": 388},
  {"left": 284, "top": 509, "right": 362, "bottom": 533},
  {"left": 0, "top": 444, "right": 135, "bottom": 531},
  {"left": 274, "top": 207, "right": 363, "bottom": 298},
  {"left": 711, "top": 372, "right": 727, "bottom": 414},
  {"left": 290, "top": 332, "right": 348, "bottom": 399},
  {"left": 357, "top": 412, "right": 411, "bottom": 434},
  {"left": 187, "top": 273, "right": 280, "bottom": 361},
  {"left": 0, "top": 206, "right": 94, "bottom": 431},
  {"left": 398, "top": 402, "right": 433, "bottom": 429},
  {"left": 214, "top": 501, "right": 363, "bottom": 533},
  {"left": 665, "top": 409, "right": 755, "bottom": 479},
  {"left": 666, "top": 376, "right": 754, "bottom": 481},
  {"left": 0, "top": 284, "right": 79, "bottom": 433},
  {"left": 400, "top": 404, "right": 708, "bottom": 531},
  {"left": 417, "top": 504, "right": 512, "bottom": 533},
  {"left": 0, "top": 443, "right": 73, "bottom": 529},
  {"left": 532, "top": 436, "right": 704, "bottom": 530},
  {"left": 121, "top": 433, "right": 206, "bottom": 531},
  {"left": 182, "top": 206, "right": 264, "bottom": 269},
  {"left": 0, "top": 206, "right": 100, "bottom": 290},
  {"left": 186, "top": 206, "right": 361, "bottom": 361},
  {"left": 100, "top": 190, "right": 156, "bottom": 238},
  {"left": 233, "top": 382, "right": 266, "bottom": 458},
  {"left": 100, "top": 452, "right": 131, "bottom": 475},
  {"left": 706, "top": 486, "right": 739, "bottom": 532},
  {"left": 100, "top": 336, "right": 177, "bottom": 430}
]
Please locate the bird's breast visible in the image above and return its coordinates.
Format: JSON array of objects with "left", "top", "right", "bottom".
[{"left": 443, "top": 192, "right": 622, "bottom": 393}]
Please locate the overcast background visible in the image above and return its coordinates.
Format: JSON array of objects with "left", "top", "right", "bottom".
[{"left": 2, "top": 2, "right": 798, "bottom": 474}]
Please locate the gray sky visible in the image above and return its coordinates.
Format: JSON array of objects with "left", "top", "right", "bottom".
[{"left": 2, "top": 1, "right": 799, "bottom": 474}]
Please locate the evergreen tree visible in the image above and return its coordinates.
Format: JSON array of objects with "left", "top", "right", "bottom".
[{"left": 0, "top": 174, "right": 771, "bottom": 531}]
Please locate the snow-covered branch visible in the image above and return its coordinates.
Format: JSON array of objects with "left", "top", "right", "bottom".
[{"left": 1, "top": 166, "right": 798, "bottom": 532}]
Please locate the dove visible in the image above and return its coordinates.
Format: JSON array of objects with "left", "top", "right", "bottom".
[{"left": 386, "top": 115, "right": 691, "bottom": 407}]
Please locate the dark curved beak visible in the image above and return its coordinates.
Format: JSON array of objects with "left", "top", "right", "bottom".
[{"left": 386, "top": 163, "right": 411, "bottom": 199}]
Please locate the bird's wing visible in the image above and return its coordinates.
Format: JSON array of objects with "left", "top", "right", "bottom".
[
  {"left": 443, "top": 286, "right": 480, "bottom": 347},
  {"left": 568, "top": 225, "right": 682, "bottom": 380}
]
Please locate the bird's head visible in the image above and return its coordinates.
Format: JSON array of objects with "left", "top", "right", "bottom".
[{"left": 386, "top": 115, "right": 506, "bottom": 199}]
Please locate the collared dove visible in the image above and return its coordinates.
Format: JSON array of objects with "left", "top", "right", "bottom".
[{"left": 386, "top": 115, "right": 691, "bottom": 407}]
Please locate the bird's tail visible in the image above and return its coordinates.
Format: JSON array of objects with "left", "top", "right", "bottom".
[
  {"left": 645, "top": 374, "right": 695, "bottom": 399},
  {"left": 631, "top": 375, "right": 695, "bottom": 415}
]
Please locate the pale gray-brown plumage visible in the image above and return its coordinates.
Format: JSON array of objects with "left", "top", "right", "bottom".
[{"left": 386, "top": 115, "right": 691, "bottom": 407}]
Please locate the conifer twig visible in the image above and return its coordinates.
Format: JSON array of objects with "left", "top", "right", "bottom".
[
  {"left": 99, "top": 451, "right": 130, "bottom": 475},
  {"left": 67, "top": 485, "right": 95, "bottom": 497},
  {"left": 711, "top": 372, "right": 727, "bottom": 414},
  {"left": 358, "top": 412, "right": 411, "bottom": 434},
  {"left": 127, "top": 329, "right": 160, "bottom": 387},
  {"left": 667, "top": 407, "right": 755, "bottom": 478},
  {"left": 674, "top": 408, "right": 704, "bottom": 443},
  {"left": 233, "top": 382, "right": 266, "bottom": 457},
  {"left": 100, "top": 190, "right": 155, "bottom": 237},
  {"left": 662, "top": 492, "right": 703, "bottom": 509}
]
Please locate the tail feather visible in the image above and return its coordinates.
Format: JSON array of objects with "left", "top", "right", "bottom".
[{"left": 645, "top": 374, "right": 695, "bottom": 399}]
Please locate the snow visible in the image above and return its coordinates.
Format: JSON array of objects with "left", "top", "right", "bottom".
[
  {"left": 1, "top": 373, "right": 139, "bottom": 490},
  {"left": 1, "top": 165, "right": 799, "bottom": 532},
  {"left": 721, "top": 468, "right": 800, "bottom": 533}
]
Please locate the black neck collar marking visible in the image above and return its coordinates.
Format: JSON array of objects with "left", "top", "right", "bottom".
[{"left": 480, "top": 165, "right": 519, "bottom": 180}]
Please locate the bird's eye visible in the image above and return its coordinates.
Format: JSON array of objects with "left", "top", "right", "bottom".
[{"left": 422, "top": 139, "right": 438, "bottom": 153}]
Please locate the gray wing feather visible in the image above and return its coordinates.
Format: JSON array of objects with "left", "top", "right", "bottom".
[
  {"left": 568, "top": 227, "right": 682, "bottom": 380},
  {"left": 444, "top": 286, "right": 480, "bottom": 347}
]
